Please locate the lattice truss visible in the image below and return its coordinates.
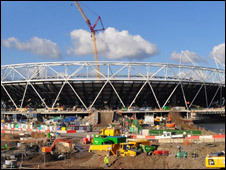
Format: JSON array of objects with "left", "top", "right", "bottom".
[{"left": 1, "top": 61, "right": 225, "bottom": 110}]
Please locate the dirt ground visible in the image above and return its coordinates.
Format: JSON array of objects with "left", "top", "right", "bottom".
[
  {"left": 15, "top": 141, "right": 224, "bottom": 169},
  {"left": 1, "top": 114, "right": 225, "bottom": 169}
]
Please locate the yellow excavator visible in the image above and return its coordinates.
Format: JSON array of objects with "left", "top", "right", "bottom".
[{"left": 74, "top": 1, "right": 105, "bottom": 79}]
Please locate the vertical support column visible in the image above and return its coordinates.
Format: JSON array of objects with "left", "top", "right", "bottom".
[
  {"left": 107, "top": 63, "right": 110, "bottom": 79},
  {"left": 20, "top": 83, "right": 28, "bottom": 108},
  {"left": 128, "top": 64, "right": 131, "bottom": 81},
  {"left": 180, "top": 83, "right": 188, "bottom": 109},
  {"left": 220, "top": 86, "right": 222, "bottom": 106},
  {"left": 204, "top": 84, "right": 208, "bottom": 108},
  {"left": 65, "top": 64, "right": 68, "bottom": 78}
]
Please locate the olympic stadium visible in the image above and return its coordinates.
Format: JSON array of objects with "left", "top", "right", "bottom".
[{"left": 1, "top": 61, "right": 225, "bottom": 113}]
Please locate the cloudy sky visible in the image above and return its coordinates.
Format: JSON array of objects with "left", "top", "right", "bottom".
[{"left": 1, "top": 1, "right": 225, "bottom": 68}]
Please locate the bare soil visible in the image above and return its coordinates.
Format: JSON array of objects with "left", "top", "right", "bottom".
[{"left": 17, "top": 142, "right": 224, "bottom": 169}]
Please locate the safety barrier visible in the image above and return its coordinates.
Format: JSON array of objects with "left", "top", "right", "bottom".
[
  {"left": 129, "top": 134, "right": 225, "bottom": 143},
  {"left": 1, "top": 123, "right": 89, "bottom": 134}
]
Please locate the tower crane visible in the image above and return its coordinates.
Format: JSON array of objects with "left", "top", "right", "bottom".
[{"left": 74, "top": 1, "right": 105, "bottom": 78}]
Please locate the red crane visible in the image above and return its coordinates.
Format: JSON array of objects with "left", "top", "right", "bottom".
[{"left": 74, "top": 1, "right": 105, "bottom": 78}]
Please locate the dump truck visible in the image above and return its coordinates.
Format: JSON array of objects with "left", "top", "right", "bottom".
[
  {"left": 128, "top": 140, "right": 158, "bottom": 155},
  {"left": 89, "top": 136, "right": 126, "bottom": 156},
  {"left": 89, "top": 143, "right": 120, "bottom": 156},
  {"left": 206, "top": 151, "right": 225, "bottom": 168},
  {"left": 139, "top": 144, "right": 157, "bottom": 155},
  {"left": 116, "top": 140, "right": 157, "bottom": 157}
]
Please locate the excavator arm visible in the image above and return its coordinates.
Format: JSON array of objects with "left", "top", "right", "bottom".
[{"left": 42, "top": 138, "right": 72, "bottom": 153}]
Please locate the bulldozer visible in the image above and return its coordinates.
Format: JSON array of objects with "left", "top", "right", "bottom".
[{"left": 117, "top": 143, "right": 141, "bottom": 157}]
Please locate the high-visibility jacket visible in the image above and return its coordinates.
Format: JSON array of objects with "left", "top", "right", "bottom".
[{"left": 104, "top": 156, "right": 109, "bottom": 164}]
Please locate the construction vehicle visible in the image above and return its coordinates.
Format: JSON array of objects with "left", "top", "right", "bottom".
[
  {"left": 99, "top": 128, "right": 120, "bottom": 136},
  {"left": 166, "top": 121, "right": 175, "bottom": 128},
  {"left": 127, "top": 140, "right": 158, "bottom": 156},
  {"left": 89, "top": 143, "right": 120, "bottom": 156},
  {"left": 153, "top": 150, "right": 169, "bottom": 156},
  {"left": 1, "top": 144, "right": 16, "bottom": 150},
  {"left": 175, "top": 146, "right": 188, "bottom": 158},
  {"left": 139, "top": 144, "right": 157, "bottom": 155},
  {"left": 117, "top": 142, "right": 141, "bottom": 157},
  {"left": 92, "top": 136, "right": 126, "bottom": 145},
  {"left": 1, "top": 144, "right": 9, "bottom": 150},
  {"left": 89, "top": 136, "right": 126, "bottom": 156},
  {"left": 42, "top": 138, "right": 72, "bottom": 153},
  {"left": 74, "top": 1, "right": 104, "bottom": 78},
  {"left": 116, "top": 140, "right": 157, "bottom": 157},
  {"left": 206, "top": 151, "right": 225, "bottom": 168}
]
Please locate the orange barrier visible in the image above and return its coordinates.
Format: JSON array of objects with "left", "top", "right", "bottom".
[{"left": 213, "top": 135, "right": 225, "bottom": 138}]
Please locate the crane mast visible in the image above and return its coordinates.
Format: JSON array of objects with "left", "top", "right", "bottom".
[{"left": 74, "top": 1, "right": 104, "bottom": 78}]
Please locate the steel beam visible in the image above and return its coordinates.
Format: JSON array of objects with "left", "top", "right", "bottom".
[
  {"left": 208, "top": 86, "right": 220, "bottom": 108},
  {"left": 1, "top": 84, "right": 18, "bottom": 109},
  {"left": 162, "top": 82, "right": 180, "bottom": 109},
  {"left": 67, "top": 81, "right": 88, "bottom": 110},
  {"left": 51, "top": 82, "right": 66, "bottom": 108},
  {"left": 29, "top": 83, "right": 49, "bottom": 108},
  {"left": 20, "top": 83, "right": 28, "bottom": 108}
]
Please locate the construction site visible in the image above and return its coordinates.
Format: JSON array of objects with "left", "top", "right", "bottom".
[{"left": 1, "top": 1, "right": 225, "bottom": 169}]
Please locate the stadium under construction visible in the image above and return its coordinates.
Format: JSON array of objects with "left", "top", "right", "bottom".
[{"left": 1, "top": 61, "right": 225, "bottom": 118}]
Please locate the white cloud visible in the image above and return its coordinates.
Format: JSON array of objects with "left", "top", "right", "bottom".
[
  {"left": 2, "top": 37, "right": 62, "bottom": 59},
  {"left": 67, "top": 27, "right": 158, "bottom": 60},
  {"left": 170, "top": 50, "right": 207, "bottom": 64},
  {"left": 210, "top": 43, "right": 225, "bottom": 64}
]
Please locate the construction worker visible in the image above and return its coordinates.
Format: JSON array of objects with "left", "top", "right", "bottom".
[{"left": 104, "top": 155, "right": 109, "bottom": 167}]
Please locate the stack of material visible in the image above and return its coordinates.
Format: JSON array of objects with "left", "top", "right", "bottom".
[
  {"left": 169, "top": 112, "right": 198, "bottom": 130},
  {"left": 55, "top": 142, "right": 71, "bottom": 154},
  {"left": 82, "top": 111, "right": 98, "bottom": 125},
  {"left": 31, "top": 132, "right": 46, "bottom": 138}
]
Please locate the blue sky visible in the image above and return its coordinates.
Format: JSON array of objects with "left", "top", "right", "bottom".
[{"left": 1, "top": 1, "right": 225, "bottom": 68}]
